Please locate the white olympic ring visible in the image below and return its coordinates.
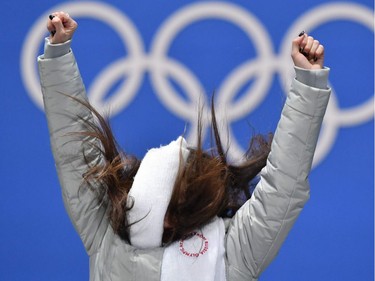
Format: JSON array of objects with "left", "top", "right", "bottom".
[
  {"left": 278, "top": 3, "right": 374, "bottom": 166},
  {"left": 149, "top": 2, "right": 274, "bottom": 145},
  {"left": 21, "top": 1, "right": 374, "bottom": 167},
  {"left": 21, "top": 2, "right": 145, "bottom": 116}
]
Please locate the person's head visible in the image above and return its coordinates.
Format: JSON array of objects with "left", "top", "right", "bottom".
[{"left": 76, "top": 97, "right": 271, "bottom": 246}]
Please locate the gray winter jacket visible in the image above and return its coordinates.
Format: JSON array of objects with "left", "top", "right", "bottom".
[{"left": 38, "top": 39, "right": 330, "bottom": 281}]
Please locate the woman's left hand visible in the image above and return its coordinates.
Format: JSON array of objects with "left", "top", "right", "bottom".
[{"left": 291, "top": 32, "right": 324, "bottom": 70}]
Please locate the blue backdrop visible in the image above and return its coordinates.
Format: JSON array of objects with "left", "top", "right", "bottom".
[{"left": 0, "top": 0, "right": 373, "bottom": 280}]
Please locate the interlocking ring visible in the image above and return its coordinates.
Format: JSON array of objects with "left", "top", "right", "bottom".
[
  {"left": 278, "top": 3, "right": 374, "bottom": 166},
  {"left": 21, "top": 2, "right": 145, "bottom": 115}
]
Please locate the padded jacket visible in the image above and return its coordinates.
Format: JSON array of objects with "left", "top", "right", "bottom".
[{"left": 38, "top": 39, "right": 330, "bottom": 281}]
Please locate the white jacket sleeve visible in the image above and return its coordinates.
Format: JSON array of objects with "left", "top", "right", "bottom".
[
  {"left": 38, "top": 40, "right": 110, "bottom": 255},
  {"left": 225, "top": 67, "right": 331, "bottom": 280}
]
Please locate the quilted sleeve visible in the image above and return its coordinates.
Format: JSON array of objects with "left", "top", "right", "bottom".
[
  {"left": 38, "top": 42, "right": 110, "bottom": 255},
  {"left": 226, "top": 67, "right": 331, "bottom": 280}
]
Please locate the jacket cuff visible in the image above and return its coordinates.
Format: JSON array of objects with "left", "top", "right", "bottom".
[
  {"left": 294, "top": 66, "right": 330, "bottom": 90},
  {"left": 43, "top": 38, "right": 72, "bottom": 59},
  {"left": 288, "top": 77, "right": 331, "bottom": 117},
  {"left": 38, "top": 50, "right": 80, "bottom": 87}
]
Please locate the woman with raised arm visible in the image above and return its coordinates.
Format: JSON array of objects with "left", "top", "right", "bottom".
[{"left": 38, "top": 12, "right": 330, "bottom": 281}]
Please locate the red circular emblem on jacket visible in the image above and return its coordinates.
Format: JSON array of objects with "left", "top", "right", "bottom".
[{"left": 179, "top": 232, "right": 209, "bottom": 257}]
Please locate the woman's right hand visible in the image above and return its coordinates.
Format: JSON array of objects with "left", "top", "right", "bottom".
[{"left": 47, "top": 12, "right": 77, "bottom": 44}]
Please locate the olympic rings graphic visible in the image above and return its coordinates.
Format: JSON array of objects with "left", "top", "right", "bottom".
[{"left": 21, "top": 1, "right": 374, "bottom": 167}]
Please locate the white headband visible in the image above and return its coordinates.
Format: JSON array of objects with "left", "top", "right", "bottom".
[{"left": 126, "top": 137, "right": 190, "bottom": 249}]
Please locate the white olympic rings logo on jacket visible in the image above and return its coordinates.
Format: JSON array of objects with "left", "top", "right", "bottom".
[{"left": 21, "top": 1, "right": 374, "bottom": 166}]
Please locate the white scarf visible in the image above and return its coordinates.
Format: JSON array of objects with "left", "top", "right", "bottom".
[{"left": 127, "top": 137, "right": 226, "bottom": 281}]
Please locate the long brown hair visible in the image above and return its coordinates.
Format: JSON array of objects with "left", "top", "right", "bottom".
[{"left": 74, "top": 96, "right": 271, "bottom": 244}]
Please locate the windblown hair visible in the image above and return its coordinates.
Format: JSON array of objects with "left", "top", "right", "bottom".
[{"left": 74, "top": 97, "right": 271, "bottom": 244}]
